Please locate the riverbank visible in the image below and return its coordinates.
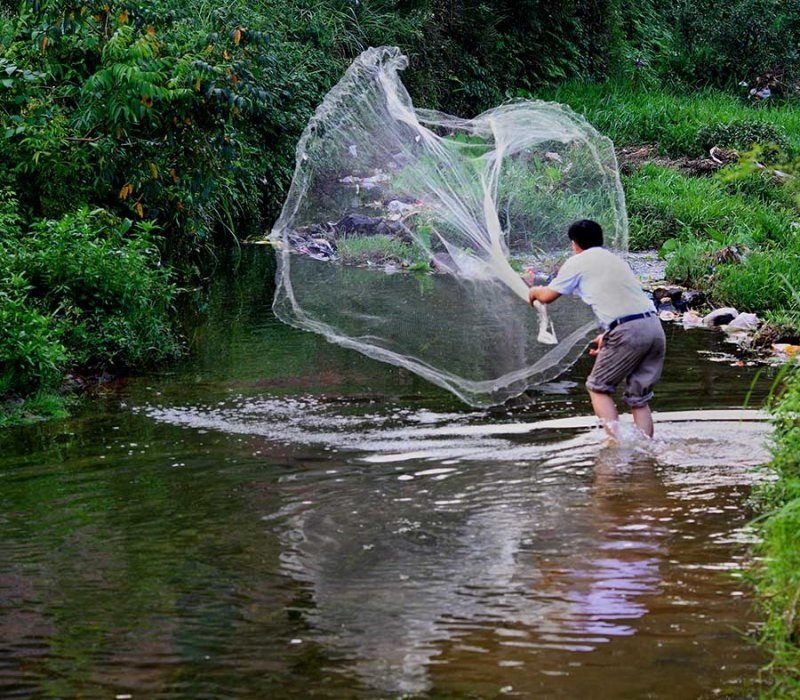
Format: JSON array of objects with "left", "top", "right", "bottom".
[{"left": 751, "top": 370, "right": 800, "bottom": 697}]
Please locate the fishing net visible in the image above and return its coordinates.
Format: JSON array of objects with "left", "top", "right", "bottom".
[{"left": 270, "top": 46, "right": 627, "bottom": 407}]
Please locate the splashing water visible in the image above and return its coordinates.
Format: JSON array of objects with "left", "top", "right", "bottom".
[{"left": 270, "top": 46, "right": 628, "bottom": 406}]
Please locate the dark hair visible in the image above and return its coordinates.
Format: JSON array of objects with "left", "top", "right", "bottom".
[{"left": 567, "top": 219, "right": 604, "bottom": 249}]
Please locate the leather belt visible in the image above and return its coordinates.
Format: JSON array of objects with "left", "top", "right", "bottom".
[{"left": 608, "top": 310, "right": 656, "bottom": 331}]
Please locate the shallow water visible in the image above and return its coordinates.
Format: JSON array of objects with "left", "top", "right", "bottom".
[{"left": 0, "top": 249, "right": 779, "bottom": 698}]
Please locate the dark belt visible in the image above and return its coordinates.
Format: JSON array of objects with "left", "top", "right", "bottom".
[{"left": 608, "top": 310, "right": 656, "bottom": 331}]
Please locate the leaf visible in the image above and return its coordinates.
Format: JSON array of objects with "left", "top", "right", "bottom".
[{"left": 658, "top": 238, "right": 679, "bottom": 259}]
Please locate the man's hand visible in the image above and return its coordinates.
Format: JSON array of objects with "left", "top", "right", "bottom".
[{"left": 589, "top": 333, "right": 605, "bottom": 356}]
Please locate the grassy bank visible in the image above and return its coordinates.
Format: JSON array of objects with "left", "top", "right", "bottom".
[{"left": 754, "top": 370, "right": 800, "bottom": 697}]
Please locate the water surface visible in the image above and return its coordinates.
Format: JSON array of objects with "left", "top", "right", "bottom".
[{"left": 0, "top": 248, "right": 777, "bottom": 698}]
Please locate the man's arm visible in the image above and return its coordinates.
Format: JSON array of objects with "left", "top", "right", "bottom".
[{"left": 528, "top": 286, "right": 561, "bottom": 305}]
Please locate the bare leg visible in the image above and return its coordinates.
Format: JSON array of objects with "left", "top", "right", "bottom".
[
  {"left": 631, "top": 404, "right": 654, "bottom": 438},
  {"left": 589, "top": 390, "right": 619, "bottom": 438}
]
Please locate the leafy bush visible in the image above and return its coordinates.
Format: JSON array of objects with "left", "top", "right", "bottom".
[
  {"left": 0, "top": 1, "right": 332, "bottom": 265},
  {"left": 0, "top": 273, "right": 67, "bottom": 395},
  {"left": 1, "top": 197, "right": 181, "bottom": 398},
  {"left": 669, "top": 0, "right": 800, "bottom": 88}
]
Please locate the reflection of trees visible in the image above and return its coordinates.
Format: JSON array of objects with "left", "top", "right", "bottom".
[
  {"left": 0, "top": 414, "right": 296, "bottom": 697},
  {"left": 276, "top": 445, "right": 670, "bottom": 695}
]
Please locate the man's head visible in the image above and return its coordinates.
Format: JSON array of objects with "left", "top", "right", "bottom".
[{"left": 567, "top": 219, "right": 603, "bottom": 251}]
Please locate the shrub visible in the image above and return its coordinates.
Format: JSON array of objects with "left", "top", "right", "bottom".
[
  {"left": 0, "top": 273, "right": 67, "bottom": 395},
  {"left": 12, "top": 207, "right": 182, "bottom": 370},
  {"left": 669, "top": 0, "right": 800, "bottom": 88},
  {"left": 1, "top": 199, "right": 181, "bottom": 399}
]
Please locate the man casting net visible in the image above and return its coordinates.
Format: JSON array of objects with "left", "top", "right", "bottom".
[{"left": 270, "top": 46, "right": 627, "bottom": 407}]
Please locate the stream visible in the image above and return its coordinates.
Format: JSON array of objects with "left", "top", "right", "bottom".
[{"left": 0, "top": 248, "right": 778, "bottom": 699}]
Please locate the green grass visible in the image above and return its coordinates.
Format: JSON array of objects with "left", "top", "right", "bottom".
[
  {"left": 0, "top": 391, "right": 70, "bottom": 428},
  {"left": 534, "top": 82, "right": 800, "bottom": 157},
  {"left": 625, "top": 164, "right": 796, "bottom": 250},
  {"left": 753, "top": 368, "right": 800, "bottom": 697},
  {"left": 337, "top": 235, "right": 428, "bottom": 268}
]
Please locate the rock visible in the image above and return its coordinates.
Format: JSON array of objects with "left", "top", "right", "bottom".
[
  {"left": 287, "top": 232, "right": 338, "bottom": 261},
  {"left": 702, "top": 307, "right": 739, "bottom": 327},
  {"left": 386, "top": 199, "right": 414, "bottom": 215},
  {"left": 431, "top": 252, "right": 459, "bottom": 274},
  {"left": 656, "top": 300, "right": 676, "bottom": 314},
  {"left": 681, "top": 290, "right": 706, "bottom": 310},
  {"left": 335, "top": 213, "right": 414, "bottom": 243},
  {"left": 652, "top": 285, "right": 683, "bottom": 301}
]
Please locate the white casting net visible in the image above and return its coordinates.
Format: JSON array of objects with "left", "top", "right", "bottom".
[{"left": 270, "top": 46, "right": 628, "bottom": 407}]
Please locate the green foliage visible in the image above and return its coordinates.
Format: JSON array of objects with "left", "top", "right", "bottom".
[
  {"left": 542, "top": 82, "right": 800, "bottom": 158},
  {"left": 754, "top": 368, "right": 800, "bottom": 696},
  {"left": 669, "top": 0, "right": 800, "bottom": 88},
  {"left": 625, "top": 163, "right": 794, "bottom": 250},
  {"left": 0, "top": 390, "right": 70, "bottom": 427},
  {"left": 1, "top": 194, "right": 180, "bottom": 400},
  {"left": 662, "top": 237, "right": 715, "bottom": 288},
  {"left": 711, "top": 250, "right": 800, "bottom": 314},
  {"left": 338, "top": 234, "right": 426, "bottom": 267},
  {"left": 0, "top": 0, "right": 329, "bottom": 263},
  {"left": 0, "top": 272, "right": 68, "bottom": 394}
]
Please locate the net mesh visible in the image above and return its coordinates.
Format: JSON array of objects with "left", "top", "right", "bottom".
[{"left": 270, "top": 46, "right": 628, "bottom": 407}]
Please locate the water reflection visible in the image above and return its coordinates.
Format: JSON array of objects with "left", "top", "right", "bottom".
[{"left": 150, "top": 398, "right": 766, "bottom": 696}]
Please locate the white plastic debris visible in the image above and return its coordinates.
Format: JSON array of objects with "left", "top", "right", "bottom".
[
  {"left": 725, "top": 312, "right": 759, "bottom": 331},
  {"left": 702, "top": 307, "right": 739, "bottom": 327},
  {"left": 682, "top": 310, "right": 704, "bottom": 328}
]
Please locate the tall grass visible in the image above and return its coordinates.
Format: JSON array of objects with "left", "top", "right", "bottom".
[
  {"left": 535, "top": 82, "right": 800, "bottom": 157},
  {"left": 754, "top": 368, "right": 800, "bottom": 697},
  {"left": 337, "top": 235, "right": 427, "bottom": 268},
  {"left": 625, "top": 164, "right": 796, "bottom": 250}
]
